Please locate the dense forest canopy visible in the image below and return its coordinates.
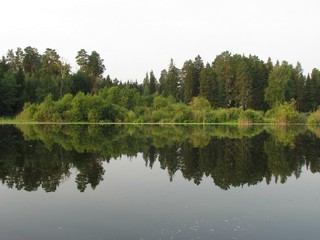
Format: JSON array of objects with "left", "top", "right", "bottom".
[{"left": 0, "top": 46, "right": 320, "bottom": 120}]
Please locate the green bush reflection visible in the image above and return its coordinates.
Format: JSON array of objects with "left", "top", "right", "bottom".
[{"left": 0, "top": 124, "right": 318, "bottom": 192}]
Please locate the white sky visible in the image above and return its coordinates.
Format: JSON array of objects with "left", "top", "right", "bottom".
[{"left": 1, "top": 0, "right": 320, "bottom": 82}]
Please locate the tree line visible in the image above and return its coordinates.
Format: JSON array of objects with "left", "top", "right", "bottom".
[{"left": 1, "top": 46, "right": 320, "bottom": 117}]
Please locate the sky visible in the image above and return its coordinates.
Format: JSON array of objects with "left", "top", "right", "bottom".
[{"left": 1, "top": 0, "right": 320, "bottom": 82}]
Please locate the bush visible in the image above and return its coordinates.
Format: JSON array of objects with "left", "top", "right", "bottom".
[
  {"left": 16, "top": 103, "right": 38, "bottom": 122},
  {"left": 54, "top": 94, "right": 73, "bottom": 121},
  {"left": 265, "top": 101, "right": 302, "bottom": 125},
  {"left": 16, "top": 92, "right": 128, "bottom": 123},
  {"left": 151, "top": 108, "right": 170, "bottom": 122},
  {"left": 189, "top": 97, "right": 211, "bottom": 123},
  {"left": 32, "top": 94, "right": 56, "bottom": 122},
  {"left": 307, "top": 110, "right": 320, "bottom": 125},
  {"left": 68, "top": 92, "right": 89, "bottom": 122},
  {"left": 153, "top": 95, "right": 171, "bottom": 109},
  {"left": 211, "top": 108, "right": 242, "bottom": 123},
  {"left": 238, "top": 109, "right": 264, "bottom": 125},
  {"left": 173, "top": 103, "right": 191, "bottom": 123}
]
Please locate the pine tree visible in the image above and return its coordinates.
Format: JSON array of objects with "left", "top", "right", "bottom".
[
  {"left": 182, "top": 59, "right": 195, "bottom": 103},
  {"left": 247, "top": 55, "right": 268, "bottom": 110},
  {"left": 159, "top": 69, "right": 167, "bottom": 96},
  {"left": 234, "top": 56, "right": 251, "bottom": 110},
  {"left": 149, "top": 70, "right": 157, "bottom": 95},
  {"left": 166, "top": 59, "right": 181, "bottom": 101},
  {"left": 199, "top": 63, "right": 216, "bottom": 106},
  {"left": 212, "top": 51, "right": 232, "bottom": 108},
  {"left": 292, "top": 62, "right": 305, "bottom": 111},
  {"left": 311, "top": 68, "right": 320, "bottom": 108},
  {"left": 22, "top": 46, "right": 41, "bottom": 76},
  {"left": 193, "top": 55, "right": 204, "bottom": 96},
  {"left": 181, "top": 55, "right": 204, "bottom": 103},
  {"left": 143, "top": 72, "right": 150, "bottom": 95},
  {"left": 76, "top": 49, "right": 105, "bottom": 93}
]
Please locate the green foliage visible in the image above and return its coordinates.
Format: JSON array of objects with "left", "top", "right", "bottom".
[
  {"left": 189, "top": 96, "right": 211, "bottom": 109},
  {"left": 153, "top": 95, "right": 174, "bottom": 109},
  {"left": 71, "top": 71, "right": 91, "bottom": 94},
  {"left": 292, "top": 62, "right": 305, "bottom": 112},
  {"left": 212, "top": 51, "right": 231, "bottom": 108},
  {"left": 181, "top": 56, "right": 203, "bottom": 103},
  {"left": 189, "top": 97, "right": 211, "bottom": 123},
  {"left": 2, "top": 47, "right": 320, "bottom": 124},
  {"left": 158, "top": 69, "right": 168, "bottom": 96},
  {"left": 149, "top": 70, "right": 157, "bottom": 95},
  {"left": 210, "top": 108, "right": 242, "bottom": 123},
  {"left": 17, "top": 92, "right": 126, "bottom": 123},
  {"left": 247, "top": 55, "right": 269, "bottom": 111},
  {"left": 302, "top": 69, "right": 320, "bottom": 112},
  {"left": 234, "top": 56, "right": 251, "bottom": 110},
  {"left": 99, "top": 86, "right": 142, "bottom": 110},
  {"left": 265, "top": 101, "right": 303, "bottom": 125},
  {"left": 76, "top": 49, "right": 105, "bottom": 93},
  {"left": 68, "top": 92, "right": 89, "bottom": 121},
  {"left": 166, "top": 59, "right": 181, "bottom": 101},
  {"left": 307, "top": 109, "right": 320, "bottom": 125},
  {"left": 5, "top": 123, "right": 317, "bottom": 191},
  {"left": 142, "top": 72, "right": 150, "bottom": 95},
  {"left": 33, "top": 94, "right": 56, "bottom": 121},
  {"left": 265, "top": 125, "right": 306, "bottom": 147},
  {"left": 40, "top": 48, "right": 69, "bottom": 78},
  {"left": 238, "top": 109, "right": 264, "bottom": 125},
  {"left": 54, "top": 93, "right": 73, "bottom": 121},
  {"left": 264, "top": 61, "right": 295, "bottom": 108},
  {"left": 172, "top": 103, "right": 192, "bottom": 122},
  {"left": 16, "top": 102, "right": 38, "bottom": 121},
  {"left": 0, "top": 73, "right": 18, "bottom": 115},
  {"left": 22, "top": 46, "right": 41, "bottom": 75},
  {"left": 87, "top": 99, "right": 124, "bottom": 123},
  {"left": 199, "top": 63, "right": 216, "bottom": 106}
]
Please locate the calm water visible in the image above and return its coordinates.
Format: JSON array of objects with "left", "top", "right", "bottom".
[{"left": 0, "top": 124, "right": 320, "bottom": 240}]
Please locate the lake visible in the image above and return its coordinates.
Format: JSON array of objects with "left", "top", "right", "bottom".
[{"left": 0, "top": 124, "right": 320, "bottom": 240}]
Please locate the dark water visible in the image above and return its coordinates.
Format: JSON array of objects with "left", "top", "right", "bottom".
[{"left": 0, "top": 124, "right": 320, "bottom": 240}]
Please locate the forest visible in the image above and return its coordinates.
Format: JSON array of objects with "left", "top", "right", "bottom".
[{"left": 1, "top": 47, "right": 320, "bottom": 124}]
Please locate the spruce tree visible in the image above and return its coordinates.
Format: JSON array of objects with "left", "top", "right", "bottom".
[
  {"left": 166, "top": 59, "right": 181, "bottom": 101},
  {"left": 159, "top": 69, "right": 168, "bottom": 96},
  {"left": 199, "top": 63, "right": 216, "bottom": 106},
  {"left": 149, "top": 70, "right": 157, "bottom": 95}
]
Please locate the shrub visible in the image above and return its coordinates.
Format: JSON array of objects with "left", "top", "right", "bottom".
[
  {"left": 307, "top": 110, "right": 320, "bottom": 125},
  {"left": 68, "top": 92, "right": 90, "bottom": 122},
  {"left": 265, "top": 101, "right": 302, "bottom": 125},
  {"left": 211, "top": 108, "right": 242, "bottom": 123},
  {"left": 54, "top": 94, "right": 73, "bottom": 121},
  {"left": 151, "top": 108, "right": 169, "bottom": 122},
  {"left": 16, "top": 103, "right": 38, "bottom": 122},
  {"left": 189, "top": 97, "right": 211, "bottom": 110},
  {"left": 238, "top": 109, "right": 264, "bottom": 125},
  {"left": 190, "top": 97, "right": 212, "bottom": 123},
  {"left": 32, "top": 94, "right": 56, "bottom": 122},
  {"left": 153, "top": 95, "right": 170, "bottom": 109},
  {"left": 173, "top": 103, "right": 191, "bottom": 123}
]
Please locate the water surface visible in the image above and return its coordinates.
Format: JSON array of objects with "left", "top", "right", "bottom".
[{"left": 0, "top": 124, "right": 319, "bottom": 240}]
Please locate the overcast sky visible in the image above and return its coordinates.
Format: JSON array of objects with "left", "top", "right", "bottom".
[{"left": 1, "top": 0, "right": 320, "bottom": 82}]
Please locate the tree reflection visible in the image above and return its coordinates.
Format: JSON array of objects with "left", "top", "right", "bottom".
[{"left": 0, "top": 124, "right": 319, "bottom": 192}]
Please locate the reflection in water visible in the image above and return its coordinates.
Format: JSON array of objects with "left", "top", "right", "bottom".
[{"left": 0, "top": 124, "right": 319, "bottom": 192}]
